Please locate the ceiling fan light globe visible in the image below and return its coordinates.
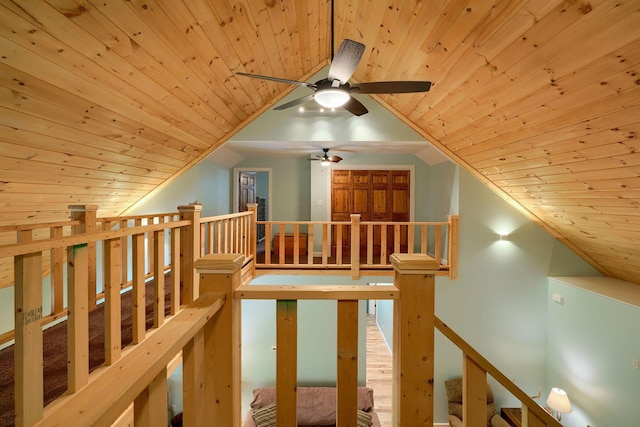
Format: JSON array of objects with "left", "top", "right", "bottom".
[
  {"left": 320, "top": 159, "right": 331, "bottom": 166},
  {"left": 314, "top": 89, "right": 350, "bottom": 108}
]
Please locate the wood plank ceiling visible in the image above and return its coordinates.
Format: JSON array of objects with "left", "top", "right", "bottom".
[{"left": 0, "top": 0, "right": 639, "bottom": 285}]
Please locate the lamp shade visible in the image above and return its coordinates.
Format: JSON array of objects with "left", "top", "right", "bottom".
[
  {"left": 546, "top": 387, "right": 572, "bottom": 414},
  {"left": 314, "top": 89, "right": 350, "bottom": 108}
]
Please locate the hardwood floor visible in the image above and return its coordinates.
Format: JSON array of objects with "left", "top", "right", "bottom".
[{"left": 366, "top": 314, "right": 392, "bottom": 426}]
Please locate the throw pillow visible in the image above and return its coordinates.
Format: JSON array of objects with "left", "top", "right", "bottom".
[
  {"left": 357, "top": 409, "right": 373, "bottom": 427},
  {"left": 252, "top": 402, "right": 276, "bottom": 427}
]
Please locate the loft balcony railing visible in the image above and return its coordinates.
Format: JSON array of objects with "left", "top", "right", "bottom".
[{"left": 0, "top": 203, "right": 560, "bottom": 427}]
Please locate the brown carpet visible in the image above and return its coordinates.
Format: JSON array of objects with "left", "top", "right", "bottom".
[{"left": 0, "top": 275, "right": 172, "bottom": 427}]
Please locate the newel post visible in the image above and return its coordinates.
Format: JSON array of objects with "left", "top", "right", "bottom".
[
  {"left": 14, "top": 249, "right": 43, "bottom": 427},
  {"left": 69, "top": 204, "right": 98, "bottom": 310},
  {"left": 178, "top": 203, "right": 202, "bottom": 304},
  {"left": 391, "top": 254, "right": 440, "bottom": 426},
  {"left": 190, "top": 253, "right": 244, "bottom": 427}
]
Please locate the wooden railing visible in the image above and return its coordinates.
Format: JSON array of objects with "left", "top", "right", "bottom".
[
  {"left": 34, "top": 293, "right": 226, "bottom": 427},
  {"left": 195, "top": 252, "right": 559, "bottom": 427},
  {"left": 0, "top": 202, "right": 561, "bottom": 426},
  {"left": 0, "top": 203, "right": 203, "bottom": 426},
  {"left": 7, "top": 205, "right": 560, "bottom": 427},
  {"left": 199, "top": 206, "right": 257, "bottom": 285},
  {"left": 257, "top": 214, "right": 459, "bottom": 279},
  {"left": 435, "top": 318, "right": 562, "bottom": 427}
]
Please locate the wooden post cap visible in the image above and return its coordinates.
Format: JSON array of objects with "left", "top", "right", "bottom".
[
  {"left": 177, "top": 203, "right": 203, "bottom": 212},
  {"left": 390, "top": 253, "right": 440, "bottom": 272},
  {"left": 194, "top": 253, "right": 245, "bottom": 273}
]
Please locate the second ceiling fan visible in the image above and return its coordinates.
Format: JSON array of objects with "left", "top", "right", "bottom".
[
  {"left": 308, "top": 148, "right": 343, "bottom": 166},
  {"left": 237, "top": 38, "right": 432, "bottom": 116}
]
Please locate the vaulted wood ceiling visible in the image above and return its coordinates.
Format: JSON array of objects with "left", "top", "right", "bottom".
[{"left": 1, "top": 0, "right": 639, "bottom": 285}]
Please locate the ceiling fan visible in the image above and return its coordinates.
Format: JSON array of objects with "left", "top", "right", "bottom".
[
  {"left": 309, "top": 148, "right": 343, "bottom": 166},
  {"left": 236, "top": 38, "right": 432, "bottom": 116}
]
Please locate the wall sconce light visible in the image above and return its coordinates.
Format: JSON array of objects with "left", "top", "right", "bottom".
[
  {"left": 546, "top": 387, "right": 572, "bottom": 421},
  {"left": 498, "top": 234, "right": 509, "bottom": 241}
]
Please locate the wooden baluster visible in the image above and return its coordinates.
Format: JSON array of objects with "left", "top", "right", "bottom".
[
  {"left": 394, "top": 224, "right": 401, "bottom": 255},
  {"left": 200, "top": 223, "right": 206, "bottom": 257},
  {"left": 336, "top": 224, "right": 343, "bottom": 265},
  {"left": 421, "top": 224, "right": 428, "bottom": 254},
  {"left": 67, "top": 243, "right": 89, "bottom": 392},
  {"left": 216, "top": 220, "right": 223, "bottom": 253},
  {"left": 463, "top": 356, "right": 487, "bottom": 427},
  {"left": 434, "top": 225, "right": 442, "bottom": 264},
  {"left": 223, "top": 219, "right": 229, "bottom": 253},
  {"left": 183, "top": 329, "right": 205, "bottom": 426},
  {"left": 278, "top": 224, "right": 285, "bottom": 264},
  {"left": 367, "top": 224, "right": 373, "bottom": 265},
  {"left": 178, "top": 203, "right": 202, "bottom": 304},
  {"left": 392, "top": 254, "right": 439, "bottom": 426},
  {"left": 154, "top": 226, "right": 165, "bottom": 328},
  {"left": 277, "top": 299, "right": 298, "bottom": 427},
  {"left": 207, "top": 222, "right": 214, "bottom": 255},
  {"left": 293, "top": 223, "right": 301, "bottom": 265},
  {"left": 265, "top": 223, "right": 272, "bottom": 264},
  {"left": 522, "top": 405, "right": 547, "bottom": 427},
  {"left": 380, "top": 225, "right": 387, "bottom": 265},
  {"left": 132, "top": 221, "right": 145, "bottom": 344},
  {"left": 120, "top": 219, "right": 129, "bottom": 290},
  {"left": 350, "top": 214, "right": 360, "bottom": 279},
  {"left": 14, "top": 250, "right": 43, "bottom": 427},
  {"left": 69, "top": 205, "right": 98, "bottom": 311},
  {"left": 134, "top": 367, "right": 168, "bottom": 427},
  {"left": 235, "top": 217, "right": 241, "bottom": 253},
  {"left": 337, "top": 300, "right": 359, "bottom": 427},
  {"left": 307, "top": 224, "right": 314, "bottom": 265},
  {"left": 147, "top": 217, "right": 155, "bottom": 277},
  {"left": 50, "top": 225, "right": 64, "bottom": 315},
  {"left": 194, "top": 253, "right": 244, "bottom": 427},
  {"left": 407, "top": 224, "right": 415, "bottom": 254},
  {"left": 322, "top": 223, "right": 329, "bottom": 265},
  {"left": 448, "top": 215, "right": 460, "bottom": 279},
  {"left": 104, "top": 234, "right": 122, "bottom": 364},
  {"left": 170, "top": 227, "right": 181, "bottom": 313}
]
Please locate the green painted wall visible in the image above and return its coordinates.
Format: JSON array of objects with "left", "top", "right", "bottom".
[
  {"left": 547, "top": 277, "right": 640, "bottom": 427},
  {"left": 131, "top": 159, "right": 231, "bottom": 217},
  {"left": 377, "top": 167, "right": 602, "bottom": 422},
  {"left": 235, "top": 157, "right": 311, "bottom": 221}
]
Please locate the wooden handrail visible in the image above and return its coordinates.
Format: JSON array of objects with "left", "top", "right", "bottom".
[
  {"left": 435, "top": 317, "right": 562, "bottom": 427},
  {"left": 235, "top": 284, "right": 400, "bottom": 300},
  {"left": 100, "top": 212, "right": 179, "bottom": 223},
  {"left": 0, "top": 220, "right": 190, "bottom": 258},
  {"left": 34, "top": 293, "right": 225, "bottom": 427},
  {"left": 0, "top": 219, "right": 81, "bottom": 233}
]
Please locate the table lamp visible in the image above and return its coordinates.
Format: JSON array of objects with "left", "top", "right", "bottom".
[{"left": 546, "top": 387, "right": 572, "bottom": 421}]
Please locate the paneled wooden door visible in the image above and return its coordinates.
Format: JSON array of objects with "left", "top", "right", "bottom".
[
  {"left": 239, "top": 172, "right": 256, "bottom": 212},
  {"left": 331, "top": 170, "right": 410, "bottom": 258}
]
